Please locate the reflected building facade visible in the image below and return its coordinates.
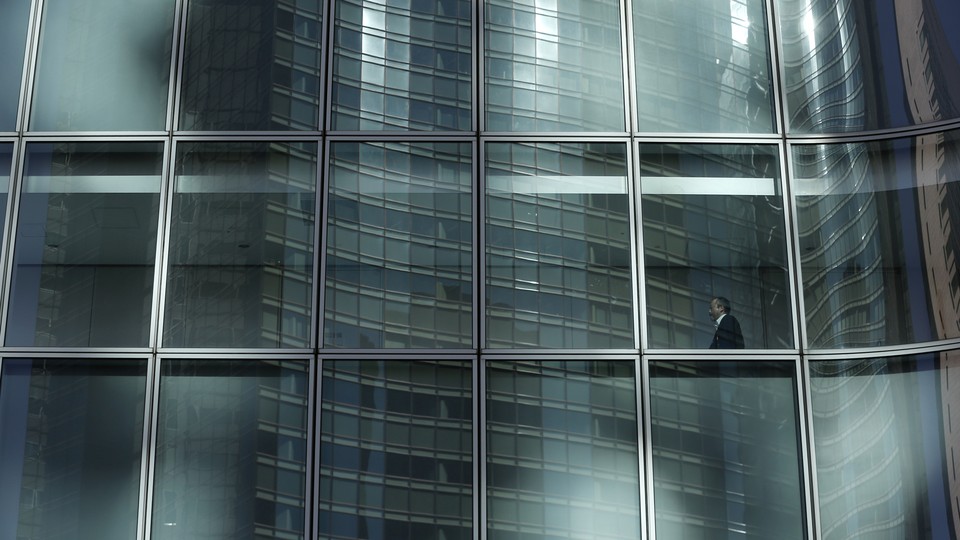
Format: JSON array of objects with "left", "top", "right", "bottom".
[{"left": 2, "top": 0, "right": 960, "bottom": 539}]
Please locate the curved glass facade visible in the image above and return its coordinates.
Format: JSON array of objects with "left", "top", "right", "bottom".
[{"left": 1, "top": 0, "right": 960, "bottom": 539}]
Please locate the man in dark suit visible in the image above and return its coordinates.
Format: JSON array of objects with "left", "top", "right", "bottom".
[{"left": 708, "top": 296, "right": 744, "bottom": 349}]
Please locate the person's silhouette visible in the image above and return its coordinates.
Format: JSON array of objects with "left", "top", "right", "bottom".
[{"left": 708, "top": 297, "right": 744, "bottom": 349}]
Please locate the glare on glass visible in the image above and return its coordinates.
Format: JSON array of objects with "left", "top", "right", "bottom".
[
  {"left": 151, "top": 359, "right": 309, "bottom": 539},
  {"left": 486, "top": 360, "right": 641, "bottom": 540},
  {"left": 318, "top": 360, "right": 473, "bottom": 539},
  {"left": 633, "top": 0, "right": 774, "bottom": 133},
  {"left": 179, "top": 0, "right": 323, "bottom": 130},
  {"left": 485, "top": 142, "right": 634, "bottom": 348},
  {"left": 640, "top": 144, "right": 792, "bottom": 349},
  {"left": 0, "top": 359, "right": 147, "bottom": 540},
  {"left": 484, "top": 0, "right": 626, "bottom": 131},
  {"left": 30, "top": 0, "right": 176, "bottom": 131},
  {"left": 163, "top": 141, "right": 317, "bottom": 348},
  {"left": 324, "top": 141, "right": 473, "bottom": 348},
  {"left": 331, "top": 0, "right": 472, "bottom": 130},
  {"left": 793, "top": 130, "right": 960, "bottom": 348},
  {"left": 650, "top": 361, "right": 804, "bottom": 539},
  {"left": 6, "top": 142, "right": 163, "bottom": 347},
  {"left": 810, "top": 354, "right": 959, "bottom": 539}
]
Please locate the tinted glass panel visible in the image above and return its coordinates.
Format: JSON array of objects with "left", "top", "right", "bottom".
[
  {"left": 30, "top": 0, "right": 175, "bottom": 131},
  {"left": 151, "top": 359, "right": 309, "bottom": 539},
  {"left": 634, "top": 0, "right": 774, "bottom": 133},
  {"left": 640, "top": 144, "right": 792, "bottom": 349},
  {"left": 318, "top": 360, "right": 473, "bottom": 540},
  {"left": 0, "top": 0, "right": 31, "bottom": 130},
  {"left": 486, "top": 361, "right": 641, "bottom": 540},
  {"left": 484, "top": 0, "right": 625, "bottom": 131},
  {"left": 179, "top": 0, "right": 323, "bottom": 131},
  {"left": 163, "top": 141, "right": 317, "bottom": 348},
  {"left": 0, "top": 144, "right": 12, "bottom": 244},
  {"left": 6, "top": 143, "right": 163, "bottom": 347},
  {"left": 0, "top": 359, "right": 147, "bottom": 540},
  {"left": 485, "top": 142, "right": 633, "bottom": 348},
  {"left": 650, "top": 361, "right": 804, "bottom": 539},
  {"left": 793, "top": 130, "right": 960, "bottom": 348},
  {"left": 810, "top": 353, "right": 960, "bottom": 539},
  {"left": 324, "top": 142, "right": 473, "bottom": 348},
  {"left": 331, "top": 0, "right": 472, "bottom": 130},
  {"left": 776, "top": 0, "right": 960, "bottom": 133}
]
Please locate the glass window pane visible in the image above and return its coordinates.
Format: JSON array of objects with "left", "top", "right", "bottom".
[
  {"left": 633, "top": 0, "right": 774, "bottom": 133},
  {"left": 30, "top": 0, "right": 176, "bottom": 131},
  {"left": 179, "top": 0, "right": 323, "bottom": 131},
  {"left": 793, "top": 130, "right": 960, "bottom": 348},
  {"left": 324, "top": 142, "right": 472, "bottom": 348},
  {"left": 0, "top": 358, "right": 147, "bottom": 540},
  {"left": 0, "top": 144, "right": 12, "bottom": 244},
  {"left": 810, "top": 353, "right": 959, "bottom": 539},
  {"left": 649, "top": 361, "right": 804, "bottom": 539},
  {"left": 0, "top": 0, "right": 31, "bottom": 130},
  {"left": 484, "top": 0, "right": 625, "bottom": 132},
  {"left": 486, "top": 360, "right": 641, "bottom": 540},
  {"left": 331, "top": 0, "right": 472, "bottom": 130},
  {"left": 318, "top": 360, "right": 473, "bottom": 540},
  {"left": 485, "top": 142, "right": 633, "bottom": 348},
  {"left": 163, "top": 141, "right": 317, "bottom": 348},
  {"left": 6, "top": 143, "right": 163, "bottom": 347},
  {"left": 151, "top": 359, "right": 308, "bottom": 539},
  {"left": 640, "top": 144, "right": 792, "bottom": 349},
  {"left": 775, "top": 0, "right": 960, "bottom": 133}
]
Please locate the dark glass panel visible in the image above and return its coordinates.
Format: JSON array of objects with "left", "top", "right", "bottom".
[
  {"left": 6, "top": 143, "right": 163, "bottom": 347},
  {"left": 324, "top": 142, "right": 473, "bottom": 348},
  {"left": 163, "top": 141, "right": 317, "bottom": 348},
  {"left": 485, "top": 142, "right": 633, "bottom": 348},
  {"left": 640, "top": 144, "right": 792, "bottom": 349},
  {"left": 649, "top": 361, "right": 804, "bottom": 539},
  {"left": 486, "top": 360, "right": 641, "bottom": 540},
  {"left": 318, "top": 360, "right": 473, "bottom": 540},
  {"left": 179, "top": 0, "right": 323, "bottom": 131},
  {"left": 151, "top": 359, "right": 309, "bottom": 539},
  {"left": 0, "top": 359, "right": 147, "bottom": 540}
]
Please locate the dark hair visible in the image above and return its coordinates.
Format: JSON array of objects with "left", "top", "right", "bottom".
[{"left": 712, "top": 296, "right": 732, "bottom": 313}]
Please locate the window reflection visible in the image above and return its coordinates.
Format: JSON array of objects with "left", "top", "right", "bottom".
[
  {"left": 640, "top": 144, "right": 792, "bottom": 349},
  {"left": 809, "top": 353, "right": 960, "bottom": 539},
  {"left": 151, "top": 359, "right": 309, "bottom": 539},
  {"left": 324, "top": 142, "right": 473, "bottom": 348},
  {"left": 0, "top": 359, "right": 147, "bottom": 540},
  {"left": 793, "top": 130, "right": 960, "bottom": 348},
  {"left": 650, "top": 361, "right": 804, "bottom": 539},
  {"left": 634, "top": 0, "right": 774, "bottom": 133},
  {"left": 485, "top": 142, "right": 633, "bottom": 348},
  {"left": 30, "top": 0, "right": 176, "bottom": 131},
  {"left": 484, "top": 0, "right": 625, "bottom": 131},
  {"left": 486, "top": 360, "right": 641, "bottom": 540},
  {"left": 6, "top": 143, "right": 163, "bottom": 347},
  {"left": 163, "top": 141, "right": 317, "bottom": 348},
  {"left": 179, "top": 0, "right": 323, "bottom": 130},
  {"left": 0, "top": 0, "right": 31, "bottom": 130},
  {"left": 776, "top": 0, "right": 960, "bottom": 133},
  {"left": 318, "top": 360, "right": 473, "bottom": 540},
  {"left": 332, "top": 0, "right": 472, "bottom": 130}
]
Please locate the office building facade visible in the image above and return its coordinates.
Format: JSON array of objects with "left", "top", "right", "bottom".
[{"left": 1, "top": 0, "right": 960, "bottom": 538}]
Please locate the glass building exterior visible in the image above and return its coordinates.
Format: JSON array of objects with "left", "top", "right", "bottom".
[{"left": 1, "top": 0, "right": 960, "bottom": 539}]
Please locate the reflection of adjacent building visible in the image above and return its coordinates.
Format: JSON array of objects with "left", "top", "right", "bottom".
[{"left": 180, "top": 0, "right": 323, "bottom": 131}]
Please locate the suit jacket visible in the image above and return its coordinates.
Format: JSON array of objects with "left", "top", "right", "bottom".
[{"left": 710, "top": 314, "right": 744, "bottom": 349}]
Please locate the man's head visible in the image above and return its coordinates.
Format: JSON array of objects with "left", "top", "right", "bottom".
[{"left": 709, "top": 297, "right": 731, "bottom": 321}]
